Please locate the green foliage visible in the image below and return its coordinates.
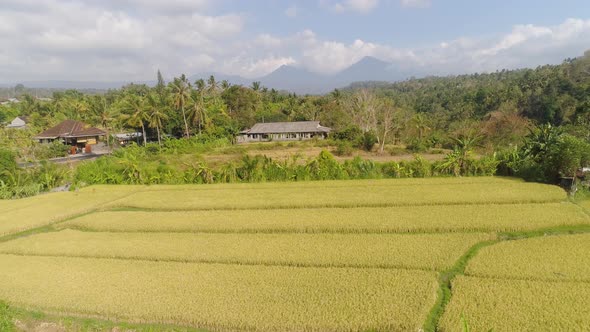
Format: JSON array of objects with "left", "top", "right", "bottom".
[
  {"left": 406, "top": 138, "right": 429, "bottom": 153},
  {"left": 305, "top": 151, "right": 347, "bottom": 180},
  {"left": 333, "top": 125, "right": 363, "bottom": 142},
  {"left": 547, "top": 134, "right": 590, "bottom": 178},
  {"left": 36, "top": 140, "right": 70, "bottom": 159},
  {"left": 503, "top": 124, "right": 590, "bottom": 183},
  {"left": 334, "top": 140, "right": 354, "bottom": 156},
  {"left": 0, "top": 149, "right": 17, "bottom": 184},
  {"left": 0, "top": 301, "right": 15, "bottom": 332},
  {"left": 359, "top": 131, "right": 377, "bottom": 151}
]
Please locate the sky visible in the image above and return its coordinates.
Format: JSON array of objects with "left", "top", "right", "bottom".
[{"left": 1, "top": 0, "right": 589, "bottom": 83}]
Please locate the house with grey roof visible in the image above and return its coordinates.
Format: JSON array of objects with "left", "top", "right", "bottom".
[
  {"left": 237, "top": 121, "right": 331, "bottom": 143},
  {"left": 6, "top": 116, "right": 29, "bottom": 129}
]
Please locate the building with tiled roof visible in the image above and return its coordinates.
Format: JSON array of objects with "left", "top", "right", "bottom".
[
  {"left": 237, "top": 121, "right": 331, "bottom": 143},
  {"left": 35, "top": 120, "right": 106, "bottom": 151}
]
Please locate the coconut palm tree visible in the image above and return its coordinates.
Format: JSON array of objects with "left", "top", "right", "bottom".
[
  {"left": 188, "top": 90, "right": 207, "bottom": 135},
  {"left": 146, "top": 94, "right": 168, "bottom": 146},
  {"left": 119, "top": 94, "right": 149, "bottom": 146},
  {"left": 169, "top": 75, "right": 192, "bottom": 138},
  {"left": 207, "top": 75, "right": 218, "bottom": 95},
  {"left": 94, "top": 99, "right": 118, "bottom": 149},
  {"left": 412, "top": 113, "right": 431, "bottom": 140},
  {"left": 220, "top": 80, "right": 230, "bottom": 91}
]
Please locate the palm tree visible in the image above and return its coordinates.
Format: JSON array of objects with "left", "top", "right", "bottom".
[
  {"left": 195, "top": 79, "right": 206, "bottom": 93},
  {"left": 188, "top": 90, "right": 207, "bottom": 135},
  {"left": 94, "top": 98, "right": 117, "bottom": 149},
  {"left": 71, "top": 100, "right": 89, "bottom": 120},
  {"left": 220, "top": 80, "right": 230, "bottom": 91},
  {"left": 119, "top": 94, "right": 149, "bottom": 146},
  {"left": 146, "top": 94, "right": 168, "bottom": 146},
  {"left": 412, "top": 113, "right": 431, "bottom": 140},
  {"left": 452, "top": 134, "right": 481, "bottom": 175},
  {"left": 169, "top": 75, "right": 192, "bottom": 138},
  {"left": 251, "top": 81, "right": 261, "bottom": 91},
  {"left": 207, "top": 75, "right": 218, "bottom": 95}
]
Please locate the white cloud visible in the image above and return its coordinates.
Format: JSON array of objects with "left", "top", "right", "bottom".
[
  {"left": 323, "top": 0, "right": 380, "bottom": 14},
  {"left": 285, "top": 5, "right": 298, "bottom": 18},
  {"left": 219, "top": 55, "right": 297, "bottom": 78},
  {"left": 400, "top": 0, "right": 431, "bottom": 8},
  {"left": 0, "top": 0, "right": 244, "bottom": 81},
  {"left": 247, "top": 18, "right": 590, "bottom": 76},
  {"left": 0, "top": 1, "right": 588, "bottom": 84},
  {"left": 255, "top": 34, "right": 283, "bottom": 48}
]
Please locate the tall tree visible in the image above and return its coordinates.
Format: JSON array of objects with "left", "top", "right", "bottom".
[
  {"left": 169, "top": 75, "right": 192, "bottom": 138},
  {"left": 120, "top": 94, "right": 149, "bottom": 146},
  {"left": 348, "top": 89, "right": 379, "bottom": 133},
  {"left": 146, "top": 93, "right": 168, "bottom": 146},
  {"left": 156, "top": 70, "right": 166, "bottom": 98},
  {"left": 207, "top": 75, "right": 218, "bottom": 95}
]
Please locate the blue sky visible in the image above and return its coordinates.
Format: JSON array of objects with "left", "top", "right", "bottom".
[
  {"left": 1, "top": 0, "right": 589, "bottom": 82},
  {"left": 225, "top": 0, "right": 590, "bottom": 46}
]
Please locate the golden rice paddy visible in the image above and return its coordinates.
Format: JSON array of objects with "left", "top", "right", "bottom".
[
  {"left": 0, "top": 229, "right": 494, "bottom": 270},
  {"left": 61, "top": 202, "right": 587, "bottom": 233},
  {"left": 0, "top": 177, "right": 588, "bottom": 331},
  {"left": 465, "top": 233, "right": 590, "bottom": 282},
  {"left": 438, "top": 276, "right": 590, "bottom": 332},
  {"left": 0, "top": 254, "right": 438, "bottom": 332}
]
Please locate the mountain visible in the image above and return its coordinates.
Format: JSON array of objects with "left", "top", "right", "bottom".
[
  {"left": 259, "top": 65, "right": 326, "bottom": 93},
  {"left": 333, "top": 56, "right": 405, "bottom": 86},
  {"left": 5, "top": 56, "right": 414, "bottom": 94}
]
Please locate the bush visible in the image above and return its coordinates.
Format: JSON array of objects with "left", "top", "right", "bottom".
[
  {"left": 387, "top": 146, "right": 407, "bottom": 156},
  {"left": 333, "top": 125, "right": 363, "bottom": 142},
  {"left": 406, "top": 139, "right": 429, "bottom": 153},
  {"left": 547, "top": 134, "right": 590, "bottom": 178},
  {"left": 343, "top": 157, "right": 380, "bottom": 179},
  {"left": 405, "top": 155, "right": 432, "bottom": 177},
  {"left": 359, "top": 131, "right": 377, "bottom": 152},
  {"left": 334, "top": 141, "right": 354, "bottom": 156},
  {"left": 472, "top": 155, "right": 499, "bottom": 176},
  {"left": 305, "top": 151, "right": 347, "bottom": 180},
  {"left": 381, "top": 162, "right": 406, "bottom": 178},
  {"left": 0, "top": 149, "right": 17, "bottom": 173}
]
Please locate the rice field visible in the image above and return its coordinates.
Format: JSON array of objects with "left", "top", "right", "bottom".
[
  {"left": 465, "top": 233, "right": 590, "bottom": 282},
  {"left": 61, "top": 202, "right": 588, "bottom": 233},
  {"left": 0, "top": 177, "right": 588, "bottom": 331},
  {"left": 438, "top": 276, "right": 590, "bottom": 331},
  {"left": 0, "top": 254, "right": 438, "bottom": 332},
  {"left": 0, "top": 190, "right": 133, "bottom": 237},
  {"left": 104, "top": 179, "right": 566, "bottom": 210},
  {"left": 0, "top": 229, "right": 494, "bottom": 270}
]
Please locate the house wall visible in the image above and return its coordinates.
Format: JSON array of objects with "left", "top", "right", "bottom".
[{"left": 237, "top": 132, "right": 327, "bottom": 143}]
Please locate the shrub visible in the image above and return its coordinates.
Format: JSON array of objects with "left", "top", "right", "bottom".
[
  {"left": 405, "top": 155, "right": 432, "bottom": 177},
  {"left": 332, "top": 125, "right": 363, "bottom": 142},
  {"left": 359, "top": 131, "right": 377, "bottom": 152},
  {"left": 406, "top": 139, "right": 429, "bottom": 153},
  {"left": 387, "top": 146, "right": 407, "bottom": 156},
  {"left": 305, "top": 151, "right": 347, "bottom": 180},
  {"left": 334, "top": 141, "right": 354, "bottom": 156},
  {"left": 343, "top": 157, "right": 380, "bottom": 179},
  {"left": 0, "top": 149, "right": 17, "bottom": 173}
]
